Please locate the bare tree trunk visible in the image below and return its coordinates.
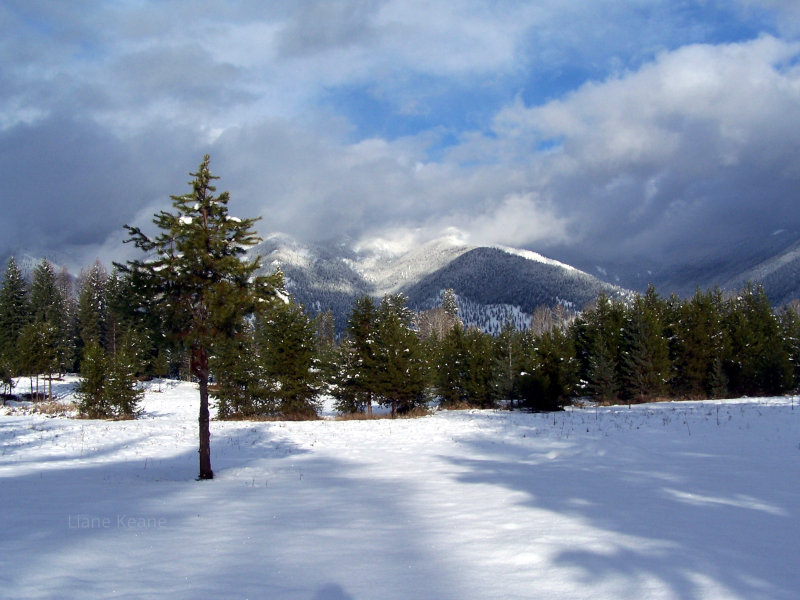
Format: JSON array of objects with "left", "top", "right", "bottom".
[{"left": 193, "top": 347, "right": 214, "bottom": 480}]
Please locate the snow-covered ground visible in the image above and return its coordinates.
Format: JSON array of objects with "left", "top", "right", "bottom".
[{"left": 1, "top": 379, "right": 798, "bottom": 600}]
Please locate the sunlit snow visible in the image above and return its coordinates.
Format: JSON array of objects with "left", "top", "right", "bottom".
[{"left": 1, "top": 379, "right": 798, "bottom": 599}]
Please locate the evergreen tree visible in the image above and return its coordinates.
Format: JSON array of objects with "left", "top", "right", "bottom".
[
  {"left": 519, "top": 327, "right": 578, "bottom": 411},
  {"left": 437, "top": 324, "right": 497, "bottom": 408},
  {"left": 669, "top": 288, "right": 728, "bottom": 398},
  {"left": 256, "top": 302, "right": 321, "bottom": 419},
  {"left": 574, "top": 293, "right": 624, "bottom": 403},
  {"left": 331, "top": 338, "right": 368, "bottom": 415},
  {"left": 104, "top": 268, "right": 132, "bottom": 356},
  {"left": 118, "top": 155, "right": 280, "bottom": 479},
  {"left": 28, "top": 260, "right": 72, "bottom": 378},
  {"left": 55, "top": 265, "right": 78, "bottom": 372},
  {"left": 30, "top": 260, "right": 65, "bottom": 326},
  {"left": 779, "top": 302, "right": 800, "bottom": 391},
  {"left": 494, "top": 321, "right": 525, "bottom": 403},
  {"left": 104, "top": 344, "right": 144, "bottom": 418},
  {"left": 0, "top": 257, "right": 30, "bottom": 373},
  {"left": 335, "top": 296, "right": 378, "bottom": 416},
  {"left": 620, "top": 293, "right": 670, "bottom": 402},
  {"left": 76, "top": 262, "right": 108, "bottom": 352},
  {"left": 211, "top": 331, "right": 268, "bottom": 418},
  {"left": 371, "top": 294, "right": 428, "bottom": 417},
  {"left": 588, "top": 337, "right": 619, "bottom": 403},
  {"left": 76, "top": 341, "right": 143, "bottom": 419},
  {"left": 436, "top": 323, "right": 470, "bottom": 407},
  {"left": 441, "top": 288, "right": 459, "bottom": 321},
  {"left": 724, "top": 283, "right": 792, "bottom": 396},
  {"left": 76, "top": 342, "right": 108, "bottom": 418}
]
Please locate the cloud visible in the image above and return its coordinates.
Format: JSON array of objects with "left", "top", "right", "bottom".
[
  {"left": 1, "top": 1, "right": 799, "bottom": 281},
  {"left": 491, "top": 36, "right": 800, "bottom": 264}
]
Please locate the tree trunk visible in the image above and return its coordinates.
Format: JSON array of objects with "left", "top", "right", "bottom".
[{"left": 193, "top": 347, "right": 214, "bottom": 480}]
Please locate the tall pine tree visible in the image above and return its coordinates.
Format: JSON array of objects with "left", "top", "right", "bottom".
[{"left": 119, "top": 155, "right": 280, "bottom": 479}]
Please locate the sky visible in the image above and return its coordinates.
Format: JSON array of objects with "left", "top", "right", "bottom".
[{"left": 1, "top": 0, "right": 799, "bottom": 276}]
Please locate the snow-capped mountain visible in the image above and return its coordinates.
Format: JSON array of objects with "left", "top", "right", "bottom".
[{"left": 250, "top": 233, "right": 630, "bottom": 334}]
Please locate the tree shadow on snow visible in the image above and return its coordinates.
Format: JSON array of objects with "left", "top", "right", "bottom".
[
  {"left": 443, "top": 407, "right": 799, "bottom": 600},
  {"left": 0, "top": 419, "right": 466, "bottom": 600}
]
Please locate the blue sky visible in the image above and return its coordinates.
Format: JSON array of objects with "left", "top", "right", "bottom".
[{"left": 1, "top": 0, "right": 799, "bottom": 276}]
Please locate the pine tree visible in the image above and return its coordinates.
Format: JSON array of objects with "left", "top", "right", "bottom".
[
  {"left": 724, "top": 283, "right": 791, "bottom": 396},
  {"left": 588, "top": 338, "right": 619, "bottom": 403},
  {"left": 441, "top": 288, "right": 459, "bottom": 321},
  {"left": 337, "top": 296, "right": 378, "bottom": 416},
  {"left": 519, "top": 327, "right": 578, "bottom": 411},
  {"left": 76, "top": 341, "right": 143, "bottom": 419},
  {"left": 0, "top": 257, "right": 30, "bottom": 375},
  {"left": 118, "top": 155, "right": 280, "bottom": 479},
  {"left": 494, "top": 321, "right": 525, "bottom": 403},
  {"left": 30, "top": 260, "right": 62, "bottom": 324},
  {"left": 436, "top": 323, "right": 469, "bottom": 407},
  {"left": 211, "top": 330, "right": 271, "bottom": 418},
  {"left": 331, "top": 338, "right": 368, "bottom": 415},
  {"left": 76, "top": 262, "right": 108, "bottom": 352},
  {"left": 256, "top": 301, "right": 321, "bottom": 419},
  {"left": 620, "top": 294, "right": 670, "bottom": 403},
  {"left": 76, "top": 342, "right": 108, "bottom": 418},
  {"left": 439, "top": 325, "right": 497, "bottom": 408},
  {"left": 670, "top": 288, "right": 727, "bottom": 398},
  {"left": 574, "top": 293, "right": 624, "bottom": 403},
  {"left": 104, "top": 343, "right": 144, "bottom": 418},
  {"left": 29, "top": 260, "right": 72, "bottom": 382},
  {"left": 372, "top": 294, "right": 428, "bottom": 417},
  {"left": 104, "top": 268, "right": 131, "bottom": 356},
  {"left": 55, "top": 265, "right": 77, "bottom": 373}
]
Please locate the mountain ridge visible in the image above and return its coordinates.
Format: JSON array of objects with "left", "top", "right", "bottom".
[{"left": 251, "top": 234, "right": 631, "bottom": 334}]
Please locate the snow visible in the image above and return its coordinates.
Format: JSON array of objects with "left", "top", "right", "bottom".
[
  {"left": 350, "top": 237, "right": 474, "bottom": 296},
  {"left": 494, "top": 245, "right": 577, "bottom": 271},
  {"left": 1, "top": 380, "right": 799, "bottom": 599}
]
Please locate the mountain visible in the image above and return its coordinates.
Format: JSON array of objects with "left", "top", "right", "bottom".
[
  {"left": 251, "top": 234, "right": 630, "bottom": 334},
  {"left": 718, "top": 237, "right": 800, "bottom": 306},
  {"left": 556, "top": 229, "right": 800, "bottom": 306}
]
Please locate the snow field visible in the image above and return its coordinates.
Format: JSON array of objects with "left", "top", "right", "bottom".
[{"left": 1, "top": 381, "right": 798, "bottom": 599}]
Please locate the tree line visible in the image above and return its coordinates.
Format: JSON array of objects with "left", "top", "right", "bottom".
[{"left": 3, "top": 255, "right": 798, "bottom": 418}]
